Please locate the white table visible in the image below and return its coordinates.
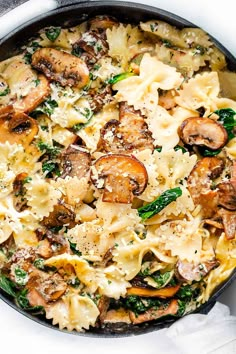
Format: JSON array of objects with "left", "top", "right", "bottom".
[{"left": 0, "top": 1, "right": 235, "bottom": 353}]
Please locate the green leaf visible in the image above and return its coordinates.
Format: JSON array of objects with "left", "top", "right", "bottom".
[
  {"left": 69, "top": 241, "right": 82, "bottom": 256},
  {"left": 45, "top": 27, "right": 61, "bottom": 42},
  {"left": 37, "top": 141, "right": 61, "bottom": 158},
  {"left": 108, "top": 72, "right": 135, "bottom": 85},
  {"left": 33, "top": 258, "right": 45, "bottom": 270},
  {"left": 0, "top": 87, "right": 10, "bottom": 97},
  {"left": 138, "top": 187, "right": 182, "bottom": 220},
  {"left": 0, "top": 274, "right": 17, "bottom": 297},
  {"left": 16, "top": 289, "right": 45, "bottom": 314},
  {"left": 14, "top": 267, "right": 28, "bottom": 286},
  {"left": 72, "top": 108, "right": 93, "bottom": 132},
  {"left": 151, "top": 271, "right": 172, "bottom": 289},
  {"left": 200, "top": 147, "right": 222, "bottom": 157},
  {"left": 42, "top": 161, "right": 61, "bottom": 177},
  {"left": 174, "top": 145, "right": 187, "bottom": 153},
  {"left": 31, "top": 98, "right": 58, "bottom": 117},
  {"left": 215, "top": 108, "right": 236, "bottom": 140}
]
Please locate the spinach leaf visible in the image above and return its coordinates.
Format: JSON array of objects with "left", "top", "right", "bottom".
[
  {"left": 0, "top": 274, "right": 17, "bottom": 297},
  {"left": 33, "top": 258, "right": 45, "bottom": 270},
  {"left": 0, "top": 87, "right": 10, "bottom": 97},
  {"left": 199, "top": 147, "right": 222, "bottom": 157},
  {"left": 37, "top": 141, "right": 61, "bottom": 158},
  {"left": 215, "top": 108, "right": 236, "bottom": 140},
  {"left": 42, "top": 161, "right": 61, "bottom": 177},
  {"left": 124, "top": 295, "right": 162, "bottom": 315},
  {"left": 23, "top": 41, "right": 41, "bottom": 64},
  {"left": 177, "top": 300, "right": 186, "bottom": 316},
  {"left": 31, "top": 98, "right": 58, "bottom": 117},
  {"left": 151, "top": 271, "right": 172, "bottom": 289},
  {"left": 45, "top": 27, "right": 61, "bottom": 42},
  {"left": 138, "top": 187, "right": 182, "bottom": 220},
  {"left": 108, "top": 72, "right": 135, "bottom": 85},
  {"left": 14, "top": 267, "right": 28, "bottom": 286},
  {"left": 16, "top": 289, "right": 45, "bottom": 314},
  {"left": 174, "top": 145, "right": 187, "bottom": 153},
  {"left": 69, "top": 241, "right": 82, "bottom": 256},
  {"left": 72, "top": 108, "right": 93, "bottom": 132}
]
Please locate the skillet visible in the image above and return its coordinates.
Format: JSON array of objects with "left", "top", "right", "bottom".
[{"left": 0, "top": 0, "right": 235, "bottom": 336}]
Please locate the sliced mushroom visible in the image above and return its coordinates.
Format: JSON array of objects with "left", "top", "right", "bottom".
[
  {"left": 14, "top": 74, "right": 50, "bottom": 113},
  {"left": 102, "top": 308, "right": 131, "bottom": 325},
  {"left": 97, "top": 296, "right": 110, "bottom": 323},
  {"left": 26, "top": 269, "right": 67, "bottom": 303},
  {"left": 13, "top": 173, "right": 28, "bottom": 212},
  {"left": 127, "top": 285, "right": 180, "bottom": 298},
  {"left": 35, "top": 227, "right": 70, "bottom": 255},
  {"left": 72, "top": 29, "right": 108, "bottom": 66},
  {"left": 179, "top": 117, "right": 228, "bottom": 150},
  {"left": 88, "top": 85, "right": 113, "bottom": 113},
  {"left": 187, "top": 157, "right": 225, "bottom": 217},
  {"left": 100, "top": 102, "right": 154, "bottom": 153},
  {"left": 218, "top": 208, "right": 236, "bottom": 240},
  {"left": 88, "top": 16, "right": 119, "bottom": 30},
  {"left": 32, "top": 48, "right": 89, "bottom": 88},
  {"left": 217, "top": 182, "right": 236, "bottom": 210},
  {"left": 217, "top": 161, "right": 236, "bottom": 211},
  {"left": 175, "top": 259, "right": 219, "bottom": 282},
  {"left": 0, "top": 109, "right": 38, "bottom": 147},
  {"left": 36, "top": 238, "right": 53, "bottom": 259},
  {"left": 90, "top": 154, "right": 148, "bottom": 203},
  {"left": 42, "top": 201, "right": 76, "bottom": 229},
  {"left": 27, "top": 288, "right": 48, "bottom": 308},
  {"left": 129, "top": 299, "right": 179, "bottom": 325},
  {"left": 60, "top": 145, "right": 91, "bottom": 179}
]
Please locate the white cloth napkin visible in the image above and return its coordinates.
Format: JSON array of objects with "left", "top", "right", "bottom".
[{"left": 0, "top": 1, "right": 235, "bottom": 353}]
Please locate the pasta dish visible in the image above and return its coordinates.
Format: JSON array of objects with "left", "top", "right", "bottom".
[{"left": 0, "top": 15, "right": 235, "bottom": 332}]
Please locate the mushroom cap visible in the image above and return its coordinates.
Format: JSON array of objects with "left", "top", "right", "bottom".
[
  {"left": 60, "top": 145, "right": 91, "bottom": 179},
  {"left": 0, "top": 107, "right": 38, "bottom": 147},
  {"left": 179, "top": 116, "right": 228, "bottom": 150},
  {"left": 32, "top": 48, "right": 89, "bottom": 88},
  {"left": 91, "top": 153, "right": 148, "bottom": 203}
]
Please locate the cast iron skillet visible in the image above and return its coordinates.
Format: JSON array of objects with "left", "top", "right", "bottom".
[{"left": 0, "top": 1, "right": 235, "bottom": 337}]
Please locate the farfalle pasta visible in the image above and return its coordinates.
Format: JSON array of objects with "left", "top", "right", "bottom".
[{"left": 0, "top": 15, "right": 235, "bottom": 333}]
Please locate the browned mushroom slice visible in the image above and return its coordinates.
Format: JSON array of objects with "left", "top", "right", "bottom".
[
  {"left": 13, "top": 172, "right": 28, "bottom": 212},
  {"left": 0, "top": 105, "right": 14, "bottom": 119},
  {"left": 88, "top": 16, "right": 119, "bottom": 30},
  {"left": 0, "top": 110, "right": 38, "bottom": 147},
  {"left": 127, "top": 285, "right": 180, "bottom": 298},
  {"left": 88, "top": 85, "right": 113, "bottom": 113},
  {"left": 27, "top": 288, "right": 48, "bottom": 307},
  {"left": 218, "top": 208, "right": 236, "bottom": 240},
  {"left": 179, "top": 117, "right": 228, "bottom": 150},
  {"left": 175, "top": 259, "right": 219, "bottom": 282},
  {"left": 72, "top": 30, "right": 108, "bottom": 66},
  {"left": 100, "top": 103, "right": 154, "bottom": 153},
  {"left": 31, "top": 48, "right": 89, "bottom": 88},
  {"left": 187, "top": 157, "right": 225, "bottom": 217},
  {"left": 217, "top": 182, "right": 236, "bottom": 210},
  {"left": 26, "top": 269, "right": 67, "bottom": 303},
  {"left": 217, "top": 160, "right": 236, "bottom": 211},
  {"left": 129, "top": 299, "right": 179, "bottom": 325},
  {"left": 42, "top": 202, "right": 76, "bottom": 229},
  {"left": 97, "top": 296, "right": 110, "bottom": 323},
  {"left": 60, "top": 145, "right": 91, "bottom": 179},
  {"left": 14, "top": 75, "right": 50, "bottom": 113},
  {"left": 91, "top": 154, "right": 148, "bottom": 203}
]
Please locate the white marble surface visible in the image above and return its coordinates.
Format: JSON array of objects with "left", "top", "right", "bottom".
[{"left": 0, "top": 0, "right": 235, "bottom": 353}]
